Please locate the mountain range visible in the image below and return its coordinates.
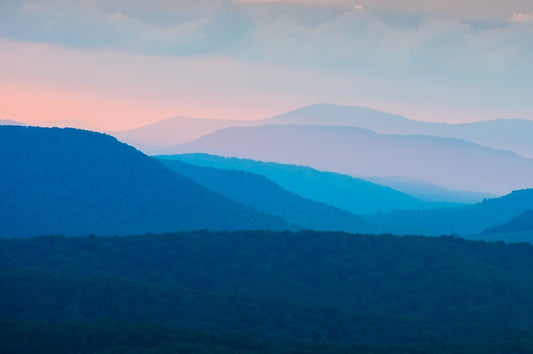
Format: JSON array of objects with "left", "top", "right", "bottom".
[
  {"left": 3, "top": 123, "right": 532, "bottom": 241},
  {"left": 111, "top": 103, "right": 533, "bottom": 159},
  {"left": 366, "top": 189, "right": 533, "bottom": 237},
  {"left": 157, "top": 154, "right": 533, "bottom": 240},
  {"left": 159, "top": 153, "right": 466, "bottom": 213},
  {"left": 475, "top": 211, "right": 533, "bottom": 243},
  {"left": 112, "top": 117, "right": 254, "bottom": 154},
  {"left": 365, "top": 176, "right": 493, "bottom": 203},
  {"left": 483, "top": 210, "right": 533, "bottom": 235},
  {"left": 264, "top": 103, "right": 533, "bottom": 159},
  {"left": 167, "top": 124, "right": 533, "bottom": 195},
  {"left": 158, "top": 158, "right": 374, "bottom": 232},
  {"left": 0, "top": 126, "right": 292, "bottom": 238},
  {"left": 11, "top": 103, "right": 533, "bottom": 160}
]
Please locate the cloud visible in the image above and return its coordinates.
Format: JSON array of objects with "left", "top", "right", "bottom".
[
  {"left": 239, "top": 0, "right": 533, "bottom": 22},
  {"left": 511, "top": 11, "right": 533, "bottom": 24},
  {"left": 240, "top": 5, "right": 533, "bottom": 78},
  {"left": 234, "top": 0, "right": 350, "bottom": 6},
  {"left": 0, "top": 0, "right": 255, "bottom": 54},
  {"left": 0, "top": 0, "right": 531, "bottom": 96}
]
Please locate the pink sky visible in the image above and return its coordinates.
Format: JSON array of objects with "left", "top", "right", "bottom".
[
  {"left": 0, "top": 40, "right": 288, "bottom": 130},
  {"left": 1, "top": 1, "right": 532, "bottom": 131},
  {"left": 1, "top": 38, "right": 529, "bottom": 131}
]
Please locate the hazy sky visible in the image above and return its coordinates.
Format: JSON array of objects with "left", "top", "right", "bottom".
[{"left": 1, "top": 0, "right": 532, "bottom": 130}]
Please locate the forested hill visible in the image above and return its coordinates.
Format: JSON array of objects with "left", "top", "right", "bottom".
[
  {"left": 2, "top": 231, "right": 533, "bottom": 352},
  {"left": 484, "top": 210, "right": 533, "bottom": 234},
  {"left": 158, "top": 158, "right": 376, "bottom": 233},
  {"left": 159, "top": 153, "right": 434, "bottom": 215},
  {"left": 0, "top": 126, "right": 291, "bottom": 238},
  {"left": 367, "top": 188, "right": 533, "bottom": 236}
]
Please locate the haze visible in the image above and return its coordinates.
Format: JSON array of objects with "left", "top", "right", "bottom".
[{"left": 1, "top": 0, "right": 532, "bottom": 130}]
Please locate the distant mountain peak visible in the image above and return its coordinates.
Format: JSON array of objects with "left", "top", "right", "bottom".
[
  {"left": 264, "top": 103, "right": 410, "bottom": 125},
  {"left": 0, "top": 119, "right": 26, "bottom": 126}
]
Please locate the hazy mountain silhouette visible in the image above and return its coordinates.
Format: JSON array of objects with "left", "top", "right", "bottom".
[
  {"left": 0, "top": 126, "right": 292, "bottom": 238},
  {"left": 158, "top": 158, "right": 376, "bottom": 232},
  {"left": 367, "top": 189, "right": 533, "bottom": 236},
  {"left": 36, "top": 119, "right": 102, "bottom": 131},
  {"left": 366, "top": 176, "right": 493, "bottom": 204},
  {"left": 112, "top": 104, "right": 411, "bottom": 154},
  {"left": 115, "top": 103, "right": 533, "bottom": 159},
  {"left": 159, "top": 153, "right": 462, "bottom": 214},
  {"left": 263, "top": 103, "right": 409, "bottom": 128},
  {"left": 168, "top": 124, "right": 533, "bottom": 195},
  {"left": 0, "top": 119, "right": 25, "bottom": 126},
  {"left": 113, "top": 117, "right": 254, "bottom": 154},
  {"left": 1, "top": 119, "right": 99, "bottom": 130},
  {"left": 264, "top": 103, "right": 533, "bottom": 158},
  {"left": 483, "top": 210, "right": 533, "bottom": 235}
]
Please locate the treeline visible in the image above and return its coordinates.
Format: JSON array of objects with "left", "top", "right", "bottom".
[{"left": 2, "top": 231, "right": 533, "bottom": 352}]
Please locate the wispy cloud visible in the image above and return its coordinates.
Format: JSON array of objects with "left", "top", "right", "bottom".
[
  {"left": 511, "top": 11, "right": 533, "bottom": 24},
  {"left": 235, "top": 0, "right": 533, "bottom": 21},
  {"left": 1, "top": 0, "right": 531, "bottom": 75}
]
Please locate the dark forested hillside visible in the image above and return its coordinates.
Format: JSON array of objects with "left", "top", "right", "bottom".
[
  {"left": 158, "top": 158, "right": 376, "bottom": 232},
  {"left": 0, "top": 126, "right": 291, "bottom": 238},
  {"left": 1, "top": 231, "right": 533, "bottom": 352}
]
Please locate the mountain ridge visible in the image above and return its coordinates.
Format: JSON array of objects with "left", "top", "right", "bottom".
[
  {"left": 167, "top": 124, "right": 533, "bottom": 195},
  {"left": 158, "top": 158, "right": 377, "bottom": 232},
  {"left": 110, "top": 103, "right": 533, "bottom": 158},
  {"left": 483, "top": 210, "right": 533, "bottom": 235},
  {"left": 367, "top": 189, "right": 533, "bottom": 237},
  {"left": 263, "top": 103, "right": 533, "bottom": 158},
  {"left": 159, "top": 153, "right": 468, "bottom": 213},
  {"left": 0, "top": 119, "right": 25, "bottom": 126},
  {"left": 0, "top": 126, "right": 292, "bottom": 238},
  {"left": 112, "top": 116, "right": 254, "bottom": 154}
]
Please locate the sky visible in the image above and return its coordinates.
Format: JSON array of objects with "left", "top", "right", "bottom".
[{"left": 0, "top": 0, "right": 532, "bottom": 130}]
